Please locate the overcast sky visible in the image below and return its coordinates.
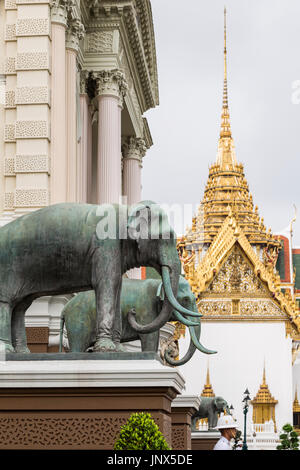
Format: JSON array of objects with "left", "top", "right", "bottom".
[{"left": 142, "top": 0, "right": 300, "bottom": 246}]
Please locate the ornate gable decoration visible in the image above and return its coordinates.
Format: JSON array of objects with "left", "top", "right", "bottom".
[{"left": 180, "top": 214, "right": 300, "bottom": 330}]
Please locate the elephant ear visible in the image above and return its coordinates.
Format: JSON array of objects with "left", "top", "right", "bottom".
[
  {"left": 156, "top": 282, "right": 165, "bottom": 301},
  {"left": 127, "top": 201, "right": 155, "bottom": 241},
  {"left": 127, "top": 201, "right": 173, "bottom": 241}
]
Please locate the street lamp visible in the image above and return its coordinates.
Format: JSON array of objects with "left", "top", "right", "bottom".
[{"left": 242, "top": 389, "right": 251, "bottom": 450}]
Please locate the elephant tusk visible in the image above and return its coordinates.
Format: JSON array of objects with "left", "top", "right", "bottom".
[
  {"left": 189, "top": 325, "right": 217, "bottom": 355},
  {"left": 173, "top": 309, "right": 200, "bottom": 327},
  {"left": 162, "top": 266, "right": 203, "bottom": 318}
]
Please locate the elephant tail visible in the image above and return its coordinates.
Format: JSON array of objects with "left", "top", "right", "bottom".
[{"left": 59, "top": 315, "right": 65, "bottom": 353}]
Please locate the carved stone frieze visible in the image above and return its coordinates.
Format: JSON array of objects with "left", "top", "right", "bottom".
[
  {"left": 15, "top": 121, "right": 49, "bottom": 140},
  {"left": 5, "top": 57, "right": 16, "bottom": 75},
  {"left": 4, "top": 192, "right": 14, "bottom": 210},
  {"left": 5, "top": 24, "right": 16, "bottom": 42},
  {"left": 15, "top": 189, "right": 49, "bottom": 207},
  {"left": 4, "top": 124, "right": 16, "bottom": 142},
  {"left": 4, "top": 158, "right": 15, "bottom": 176},
  {"left": 0, "top": 415, "right": 128, "bottom": 448},
  {"left": 15, "top": 155, "right": 50, "bottom": 173},
  {"left": 17, "top": 0, "right": 50, "bottom": 3},
  {"left": 16, "top": 52, "right": 49, "bottom": 71},
  {"left": 5, "top": 0, "right": 17, "bottom": 9},
  {"left": 5, "top": 90, "right": 15, "bottom": 109},
  {"left": 16, "top": 19, "right": 50, "bottom": 37},
  {"left": 85, "top": 31, "right": 114, "bottom": 53},
  {"left": 16, "top": 87, "right": 50, "bottom": 105}
]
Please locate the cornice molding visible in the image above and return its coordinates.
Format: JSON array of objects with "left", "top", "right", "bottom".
[{"left": 82, "top": 0, "right": 158, "bottom": 112}]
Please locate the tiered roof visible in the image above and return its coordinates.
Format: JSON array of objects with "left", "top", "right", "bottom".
[
  {"left": 201, "top": 365, "right": 215, "bottom": 398},
  {"left": 251, "top": 367, "right": 278, "bottom": 406}
]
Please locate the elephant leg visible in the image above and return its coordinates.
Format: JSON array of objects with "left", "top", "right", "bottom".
[
  {"left": 139, "top": 332, "right": 159, "bottom": 352},
  {"left": 92, "top": 249, "right": 122, "bottom": 352},
  {"left": 112, "top": 279, "right": 126, "bottom": 352},
  {"left": 0, "top": 302, "right": 14, "bottom": 353},
  {"left": 11, "top": 299, "right": 32, "bottom": 353}
]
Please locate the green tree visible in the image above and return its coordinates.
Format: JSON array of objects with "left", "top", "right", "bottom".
[
  {"left": 276, "top": 423, "right": 299, "bottom": 450},
  {"left": 114, "top": 412, "right": 171, "bottom": 450}
]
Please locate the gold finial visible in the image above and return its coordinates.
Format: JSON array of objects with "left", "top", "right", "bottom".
[
  {"left": 262, "top": 360, "right": 266, "bottom": 385},
  {"left": 220, "top": 6, "right": 231, "bottom": 139}
]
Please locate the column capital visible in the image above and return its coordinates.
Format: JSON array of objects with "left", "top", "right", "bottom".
[
  {"left": 66, "top": 17, "right": 85, "bottom": 51},
  {"left": 122, "top": 136, "right": 147, "bottom": 166},
  {"left": 93, "top": 69, "right": 128, "bottom": 105},
  {"left": 79, "top": 69, "right": 89, "bottom": 95},
  {"left": 50, "top": 0, "right": 74, "bottom": 27}
]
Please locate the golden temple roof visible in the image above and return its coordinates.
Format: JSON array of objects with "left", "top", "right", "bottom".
[
  {"left": 251, "top": 366, "right": 278, "bottom": 405},
  {"left": 293, "top": 388, "right": 300, "bottom": 413},
  {"left": 185, "top": 8, "right": 280, "bottom": 250},
  {"left": 201, "top": 365, "right": 215, "bottom": 397}
]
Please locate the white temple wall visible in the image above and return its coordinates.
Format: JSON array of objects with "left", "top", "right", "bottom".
[{"left": 178, "top": 321, "right": 293, "bottom": 433}]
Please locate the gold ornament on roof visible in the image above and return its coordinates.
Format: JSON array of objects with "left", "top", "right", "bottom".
[
  {"left": 201, "top": 364, "right": 215, "bottom": 398},
  {"left": 293, "top": 388, "right": 300, "bottom": 413},
  {"left": 251, "top": 364, "right": 278, "bottom": 430}
]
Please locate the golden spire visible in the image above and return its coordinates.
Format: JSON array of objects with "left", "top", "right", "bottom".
[
  {"left": 251, "top": 364, "right": 278, "bottom": 430},
  {"left": 201, "top": 363, "right": 215, "bottom": 397},
  {"left": 217, "top": 7, "right": 237, "bottom": 168},
  {"left": 293, "top": 387, "right": 300, "bottom": 412},
  {"left": 221, "top": 6, "right": 230, "bottom": 135},
  {"left": 183, "top": 7, "right": 282, "bottom": 250},
  {"left": 251, "top": 365, "right": 277, "bottom": 405}
]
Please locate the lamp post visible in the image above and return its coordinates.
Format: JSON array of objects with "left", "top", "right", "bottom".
[{"left": 242, "top": 389, "right": 251, "bottom": 450}]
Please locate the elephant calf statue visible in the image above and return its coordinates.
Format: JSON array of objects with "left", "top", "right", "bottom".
[
  {"left": 191, "top": 397, "right": 231, "bottom": 430},
  {"left": 0, "top": 200, "right": 205, "bottom": 353},
  {"left": 60, "top": 276, "right": 216, "bottom": 366}
]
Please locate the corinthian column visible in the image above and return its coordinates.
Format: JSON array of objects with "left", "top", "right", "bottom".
[
  {"left": 79, "top": 70, "right": 92, "bottom": 203},
  {"left": 50, "top": 0, "right": 69, "bottom": 203},
  {"left": 95, "top": 70, "right": 128, "bottom": 204},
  {"left": 122, "top": 137, "right": 147, "bottom": 205},
  {"left": 66, "top": 18, "right": 85, "bottom": 202}
]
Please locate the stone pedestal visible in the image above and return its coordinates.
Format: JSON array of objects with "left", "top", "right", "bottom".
[
  {"left": 171, "top": 395, "right": 200, "bottom": 450},
  {"left": 0, "top": 355, "right": 185, "bottom": 450},
  {"left": 191, "top": 430, "right": 220, "bottom": 450}
]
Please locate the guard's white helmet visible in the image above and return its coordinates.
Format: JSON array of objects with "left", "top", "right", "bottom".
[{"left": 216, "top": 415, "right": 237, "bottom": 430}]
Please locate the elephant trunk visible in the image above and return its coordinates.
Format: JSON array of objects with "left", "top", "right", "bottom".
[
  {"left": 127, "top": 265, "right": 179, "bottom": 334},
  {"left": 165, "top": 305, "right": 217, "bottom": 366}
]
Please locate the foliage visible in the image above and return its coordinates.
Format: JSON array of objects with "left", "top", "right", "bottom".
[
  {"left": 114, "top": 412, "right": 171, "bottom": 450},
  {"left": 276, "top": 423, "right": 299, "bottom": 450}
]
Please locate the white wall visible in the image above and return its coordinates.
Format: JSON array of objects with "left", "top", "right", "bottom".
[{"left": 178, "top": 321, "right": 293, "bottom": 433}]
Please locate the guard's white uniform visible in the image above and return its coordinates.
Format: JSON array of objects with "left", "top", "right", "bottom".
[{"left": 213, "top": 436, "right": 231, "bottom": 450}]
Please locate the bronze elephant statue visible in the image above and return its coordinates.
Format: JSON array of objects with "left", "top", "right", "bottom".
[
  {"left": 192, "top": 396, "right": 231, "bottom": 430},
  {"left": 60, "top": 276, "right": 216, "bottom": 365},
  {"left": 0, "top": 201, "right": 204, "bottom": 353}
]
